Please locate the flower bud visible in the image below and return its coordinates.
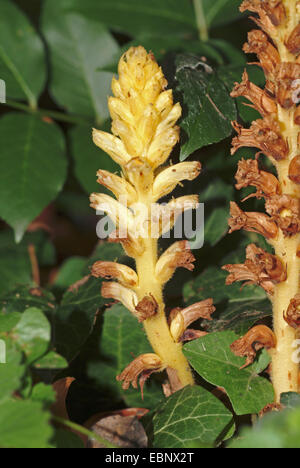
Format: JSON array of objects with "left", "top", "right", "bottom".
[
  {"left": 284, "top": 294, "right": 300, "bottom": 329},
  {"left": 153, "top": 162, "right": 201, "bottom": 201},
  {"left": 97, "top": 170, "right": 137, "bottom": 205},
  {"left": 101, "top": 282, "right": 138, "bottom": 315},
  {"left": 92, "top": 128, "right": 131, "bottom": 166}
]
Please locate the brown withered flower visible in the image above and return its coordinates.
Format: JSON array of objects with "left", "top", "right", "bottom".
[
  {"left": 91, "top": 261, "right": 138, "bottom": 287},
  {"left": 286, "top": 24, "right": 300, "bottom": 56},
  {"left": 283, "top": 294, "right": 300, "bottom": 329},
  {"left": 240, "top": 0, "right": 286, "bottom": 35},
  {"left": 223, "top": 243, "right": 286, "bottom": 294},
  {"left": 116, "top": 354, "right": 164, "bottom": 397},
  {"left": 228, "top": 202, "right": 278, "bottom": 239},
  {"left": 231, "top": 117, "right": 289, "bottom": 161},
  {"left": 265, "top": 194, "right": 300, "bottom": 236},
  {"left": 230, "top": 325, "right": 276, "bottom": 368},
  {"left": 289, "top": 155, "right": 300, "bottom": 184},
  {"left": 274, "top": 63, "right": 300, "bottom": 109},
  {"left": 231, "top": 70, "right": 277, "bottom": 116},
  {"left": 135, "top": 294, "right": 158, "bottom": 322},
  {"left": 169, "top": 299, "right": 215, "bottom": 342},
  {"left": 243, "top": 30, "right": 280, "bottom": 78},
  {"left": 235, "top": 158, "right": 281, "bottom": 199}
]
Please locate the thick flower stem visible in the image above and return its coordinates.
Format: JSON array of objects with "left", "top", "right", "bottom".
[
  {"left": 271, "top": 235, "right": 300, "bottom": 401},
  {"left": 135, "top": 208, "right": 194, "bottom": 389}
]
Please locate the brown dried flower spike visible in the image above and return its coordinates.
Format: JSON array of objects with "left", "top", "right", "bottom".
[{"left": 226, "top": 0, "right": 300, "bottom": 402}]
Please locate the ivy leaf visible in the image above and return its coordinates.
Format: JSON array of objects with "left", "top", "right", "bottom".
[
  {"left": 207, "top": 298, "right": 272, "bottom": 335},
  {"left": 0, "top": 114, "right": 67, "bottom": 242},
  {"left": 0, "top": 399, "right": 53, "bottom": 448},
  {"left": 143, "top": 385, "right": 233, "bottom": 448},
  {"left": 184, "top": 266, "right": 266, "bottom": 305},
  {"left": 205, "top": 207, "right": 229, "bottom": 247},
  {"left": 53, "top": 276, "right": 106, "bottom": 362},
  {"left": 0, "top": 0, "right": 46, "bottom": 106},
  {"left": 31, "top": 383, "right": 56, "bottom": 407},
  {"left": 86, "top": 304, "right": 164, "bottom": 408},
  {"left": 33, "top": 351, "right": 68, "bottom": 370},
  {"left": 174, "top": 54, "right": 237, "bottom": 160},
  {"left": 67, "top": 0, "right": 196, "bottom": 38},
  {"left": 184, "top": 331, "right": 274, "bottom": 415},
  {"left": 70, "top": 124, "right": 118, "bottom": 194},
  {"left": 42, "top": 0, "right": 119, "bottom": 123},
  {"left": 281, "top": 392, "right": 300, "bottom": 409},
  {"left": 229, "top": 405, "right": 300, "bottom": 448},
  {"left": 1, "top": 286, "right": 56, "bottom": 317},
  {"left": 14, "top": 308, "right": 51, "bottom": 364},
  {"left": 0, "top": 340, "right": 25, "bottom": 403}
]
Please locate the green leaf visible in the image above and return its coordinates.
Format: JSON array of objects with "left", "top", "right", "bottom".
[
  {"left": 229, "top": 405, "right": 300, "bottom": 448},
  {"left": 1, "top": 285, "right": 56, "bottom": 317},
  {"left": 0, "top": 311, "right": 21, "bottom": 333},
  {"left": 31, "top": 383, "right": 56, "bottom": 407},
  {"left": 14, "top": 308, "right": 51, "bottom": 364},
  {"left": 33, "top": 351, "right": 68, "bottom": 370},
  {"left": 0, "top": 399, "right": 53, "bottom": 448},
  {"left": 202, "top": 0, "right": 243, "bottom": 28},
  {"left": 0, "top": 342, "right": 25, "bottom": 403},
  {"left": 205, "top": 207, "right": 229, "bottom": 247},
  {"left": 144, "top": 385, "right": 233, "bottom": 448},
  {"left": 207, "top": 299, "right": 272, "bottom": 335},
  {"left": 67, "top": 0, "right": 196, "bottom": 38},
  {"left": 184, "top": 266, "right": 266, "bottom": 305},
  {"left": 86, "top": 304, "right": 164, "bottom": 408},
  {"left": 0, "top": 114, "right": 67, "bottom": 242},
  {"left": 53, "top": 276, "right": 106, "bottom": 361},
  {"left": 174, "top": 54, "right": 237, "bottom": 160},
  {"left": 42, "top": 0, "right": 119, "bottom": 122},
  {"left": 53, "top": 257, "right": 87, "bottom": 290},
  {"left": 0, "top": 230, "right": 32, "bottom": 297},
  {"left": 52, "top": 428, "right": 85, "bottom": 448},
  {"left": 184, "top": 331, "right": 274, "bottom": 415},
  {"left": 0, "top": 0, "right": 46, "bottom": 106},
  {"left": 281, "top": 392, "right": 300, "bottom": 409},
  {"left": 70, "top": 123, "right": 118, "bottom": 194}
]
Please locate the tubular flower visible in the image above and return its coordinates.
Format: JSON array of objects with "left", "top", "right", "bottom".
[
  {"left": 243, "top": 30, "right": 281, "bottom": 78},
  {"left": 228, "top": 202, "right": 278, "bottom": 238},
  {"left": 228, "top": 0, "right": 300, "bottom": 402},
  {"left": 223, "top": 244, "right": 286, "bottom": 294},
  {"left": 231, "top": 118, "right": 289, "bottom": 161},
  {"left": 231, "top": 70, "right": 277, "bottom": 116},
  {"left": 90, "top": 46, "right": 209, "bottom": 393},
  {"left": 235, "top": 158, "right": 281, "bottom": 199},
  {"left": 169, "top": 299, "right": 215, "bottom": 342},
  {"left": 230, "top": 325, "right": 277, "bottom": 369},
  {"left": 116, "top": 354, "right": 164, "bottom": 396}
]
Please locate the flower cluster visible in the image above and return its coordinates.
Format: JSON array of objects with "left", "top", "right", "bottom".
[
  {"left": 224, "top": 0, "right": 300, "bottom": 395},
  {"left": 90, "top": 47, "right": 213, "bottom": 393}
]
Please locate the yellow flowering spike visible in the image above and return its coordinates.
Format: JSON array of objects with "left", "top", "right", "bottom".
[
  {"left": 93, "top": 46, "right": 181, "bottom": 169},
  {"left": 90, "top": 46, "right": 212, "bottom": 393}
]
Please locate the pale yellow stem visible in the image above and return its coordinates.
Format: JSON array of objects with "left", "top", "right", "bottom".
[
  {"left": 267, "top": 1, "right": 300, "bottom": 401},
  {"left": 134, "top": 192, "right": 194, "bottom": 389}
]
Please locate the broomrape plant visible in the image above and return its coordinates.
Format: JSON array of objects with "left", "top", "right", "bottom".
[
  {"left": 90, "top": 46, "right": 215, "bottom": 394},
  {"left": 223, "top": 0, "right": 300, "bottom": 403}
]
